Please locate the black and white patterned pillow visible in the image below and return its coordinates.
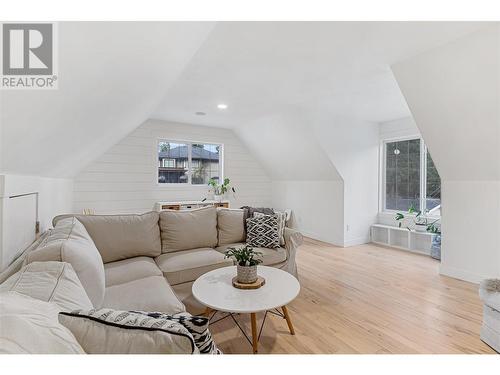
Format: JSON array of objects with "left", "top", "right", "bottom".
[
  {"left": 59, "top": 308, "right": 197, "bottom": 354},
  {"left": 133, "top": 311, "right": 222, "bottom": 354},
  {"left": 246, "top": 215, "right": 280, "bottom": 249},
  {"left": 253, "top": 212, "right": 286, "bottom": 245}
]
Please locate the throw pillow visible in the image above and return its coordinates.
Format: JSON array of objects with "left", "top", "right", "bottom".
[
  {"left": 0, "top": 292, "right": 84, "bottom": 354},
  {"left": 246, "top": 215, "right": 280, "bottom": 249},
  {"left": 58, "top": 308, "right": 197, "bottom": 354},
  {"left": 253, "top": 212, "right": 286, "bottom": 245},
  {"left": 132, "top": 311, "right": 221, "bottom": 354}
]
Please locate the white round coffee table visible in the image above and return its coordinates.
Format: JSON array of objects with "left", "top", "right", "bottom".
[{"left": 192, "top": 266, "right": 300, "bottom": 353}]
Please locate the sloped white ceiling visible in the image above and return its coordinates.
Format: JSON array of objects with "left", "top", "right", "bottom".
[
  {"left": 393, "top": 25, "right": 500, "bottom": 181},
  {"left": 1, "top": 21, "right": 490, "bottom": 182},
  {"left": 152, "top": 22, "right": 487, "bottom": 180},
  {"left": 235, "top": 111, "right": 342, "bottom": 181},
  {"left": 1, "top": 22, "right": 215, "bottom": 177}
]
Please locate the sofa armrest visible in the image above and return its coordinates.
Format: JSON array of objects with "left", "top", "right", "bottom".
[
  {"left": 283, "top": 228, "right": 303, "bottom": 278},
  {"left": 284, "top": 227, "right": 303, "bottom": 251},
  {"left": 479, "top": 279, "right": 500, "bottom": 311}
]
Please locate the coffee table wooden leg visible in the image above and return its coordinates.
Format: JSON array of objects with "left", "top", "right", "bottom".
[
  {"left": 202, "top": 307, "right": 212, "bottom": 317},
  {"left": 282, "top": 306, "right": 295, "bottom": 335},
  {"left": 250, "top": 313, "right": 258, "bottom": 354}
]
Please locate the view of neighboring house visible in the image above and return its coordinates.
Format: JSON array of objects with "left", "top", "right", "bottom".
[{"left": 158, "top": 142, "right": 221, "bottom": 184}]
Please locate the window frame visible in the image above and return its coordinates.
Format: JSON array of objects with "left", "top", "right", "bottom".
[
  {"left": 380, "top": 135, "right": 440, "bottom": 217},
  {"left": 156, "top": 138, "right": 224, "bottom": 187}
]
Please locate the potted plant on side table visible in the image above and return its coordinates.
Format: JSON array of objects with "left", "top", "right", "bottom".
[
  {"left": 208, "top": 177, "right": 236, "bottom": 202},
  {"left": 225, "top": 245, "right": 262, "bottom": 284}
]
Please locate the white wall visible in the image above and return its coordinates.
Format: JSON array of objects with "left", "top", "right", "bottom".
[
  {"left": 379, "top": 116, "right": 419, "bottom": 140},
  {"left": 439, "top": 181, "right": 500, "bottom": 282},
  {"left": 73, "top": 120, "right": 272, "bottom": 214},
  {"left": 234, "top": 111, "right": 346, "bottom": 245},
  {"left": 272, "top": 180, "right": 344, "bottom": 245},
  {"left": 0, "top": 174, "right": 73, "bottom": 270},
  {"left": 393, "top": 25, "right": 500, "bottom": 282},
  {"left": 313, "top": 118, "right": 380, "bottom": 246}
]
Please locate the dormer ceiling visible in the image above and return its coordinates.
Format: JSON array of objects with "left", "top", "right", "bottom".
[
  {"left": 1, "top": 22, "right": 215, "bottom": 177},
  {"left": 0, "top": 21, "right": 488, "bottom": 178}
]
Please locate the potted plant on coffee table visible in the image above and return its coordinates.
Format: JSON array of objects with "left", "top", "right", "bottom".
[{"left": 224, "top": 245, "right": 262, "bottom": 284}]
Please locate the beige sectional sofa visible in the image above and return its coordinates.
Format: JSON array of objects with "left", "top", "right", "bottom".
[
  {"left": 0, "top": 206, "right": 302, "bottom": 353},
  {"left": 49, "top": 207, "right": 302, "bottom": 313}
]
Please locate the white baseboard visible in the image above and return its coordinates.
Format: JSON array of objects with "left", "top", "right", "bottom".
[
  {"left": 297, "top": 229, "right": 343, "bottom": 247},
  {"left": 439, "top": 264, "right": 485, "bottom": 284},
  {"left": 343, "top": 235, "right": 371, "bottom": 247},
  {"left": 298, "top": 229, "right": 370, "bottom": 248}
]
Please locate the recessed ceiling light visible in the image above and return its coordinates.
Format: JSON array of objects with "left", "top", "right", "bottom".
[
  {"left": 217, "top": 103, "right": 228, "bottom": 110},
  {"left": 195, "top": 111, "right": 206, "bottom": 116}
]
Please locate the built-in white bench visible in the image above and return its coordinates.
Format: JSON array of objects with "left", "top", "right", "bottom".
[{"left": 371, "top": 224, "right": 436, "bottom": 256}]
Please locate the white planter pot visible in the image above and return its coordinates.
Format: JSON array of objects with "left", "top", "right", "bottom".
[
  {"left": 415, "top": 224, "right": 427, "bottom": 232},
  {"left": 237, "top": 264, "right": 258, "bottom": 284},
  {"left": 214, "top": 194, "right": 223, "bottom": 202}
]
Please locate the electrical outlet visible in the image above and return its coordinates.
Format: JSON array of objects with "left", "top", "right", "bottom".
[{"left": 346, "top": 224, "right": 350, "bottom": 232}]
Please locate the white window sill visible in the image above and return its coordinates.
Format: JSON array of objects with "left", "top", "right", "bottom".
[{"left": 378, "top": 211, "right": 441, "bottom": 221}]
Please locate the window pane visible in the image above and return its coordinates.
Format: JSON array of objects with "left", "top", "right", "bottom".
[
  {"left": 426, "top": 149, "right": 441, "bottom": 212},
  {"left": 191, "top": 143, "right": 220, "bottom": 185},
  {"left": 158, "top": 141, "right": 189, "bottom": 184},
  {"left": 385, "top": 139, "right": 421, "bottom": 211}
]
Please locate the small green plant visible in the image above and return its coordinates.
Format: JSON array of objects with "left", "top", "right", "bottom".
[
  {"left": 208, "top": 177, "right": 236, "bottom": 195},
  {"left": 395, "top": 203, "right": 440, "bottom": 233},
  {"left": 224, "top": 245, "right": 263, "bottom": 267},
  {"left": 426, "top": 222, "right": 441, "bottom": 234}
]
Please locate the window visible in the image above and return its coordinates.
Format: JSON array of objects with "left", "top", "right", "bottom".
[
  {"left": 161, "top": 158, "right": 175, "bottom": 168},
  {"left": 158, "top": 140, "right": 222, "bottom": 185},
  {"left": 383, "top": 137, "right": 441, "bottom": 214}
]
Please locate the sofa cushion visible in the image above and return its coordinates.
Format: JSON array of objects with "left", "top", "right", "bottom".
[
  {"left": 59, "top": 308, "right": 196, "bottom": 354},
  {"left": 103, "top": 275, "right": 185, "bottom": 314},
  {"left": 104, "top": 256, "right": 162, "bottom": 287},
  {"left": 0, "top": 292, "right": 84, "bottom": 354},
  {"left": 0, "top": 232, "right": 49, "bottom": 285},
  {"left": 216, "top": 243, "right": 287, "bottom": 266},
  {"left": 0, "top": 262, "right": 93, "bottom": 312},
  {"left": 217, "top": 208, "right": 246, "bottom": 246},
  {"left": 171, "top": 282, "right": 206, "bottom": 316},
  {"left": 53, "top": 212, "right": 161, "bottom": 263},
  {"left": 24, "top": 217, "right": 105, "bottom": 308},
  {"left": 155, "top": 248, "right": 233, "bottom": 285},
  {"left": 159, "top": 207, "right": 217, "bottom": 253}
]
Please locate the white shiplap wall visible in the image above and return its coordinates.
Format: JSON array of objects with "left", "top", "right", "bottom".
[{"left": 73, "top": 120, "right": 272, "bottom": 214}]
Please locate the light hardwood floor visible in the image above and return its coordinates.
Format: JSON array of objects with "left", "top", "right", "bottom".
[{"left": 210, "top": 238, "right": 494, "bottom": 354}]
